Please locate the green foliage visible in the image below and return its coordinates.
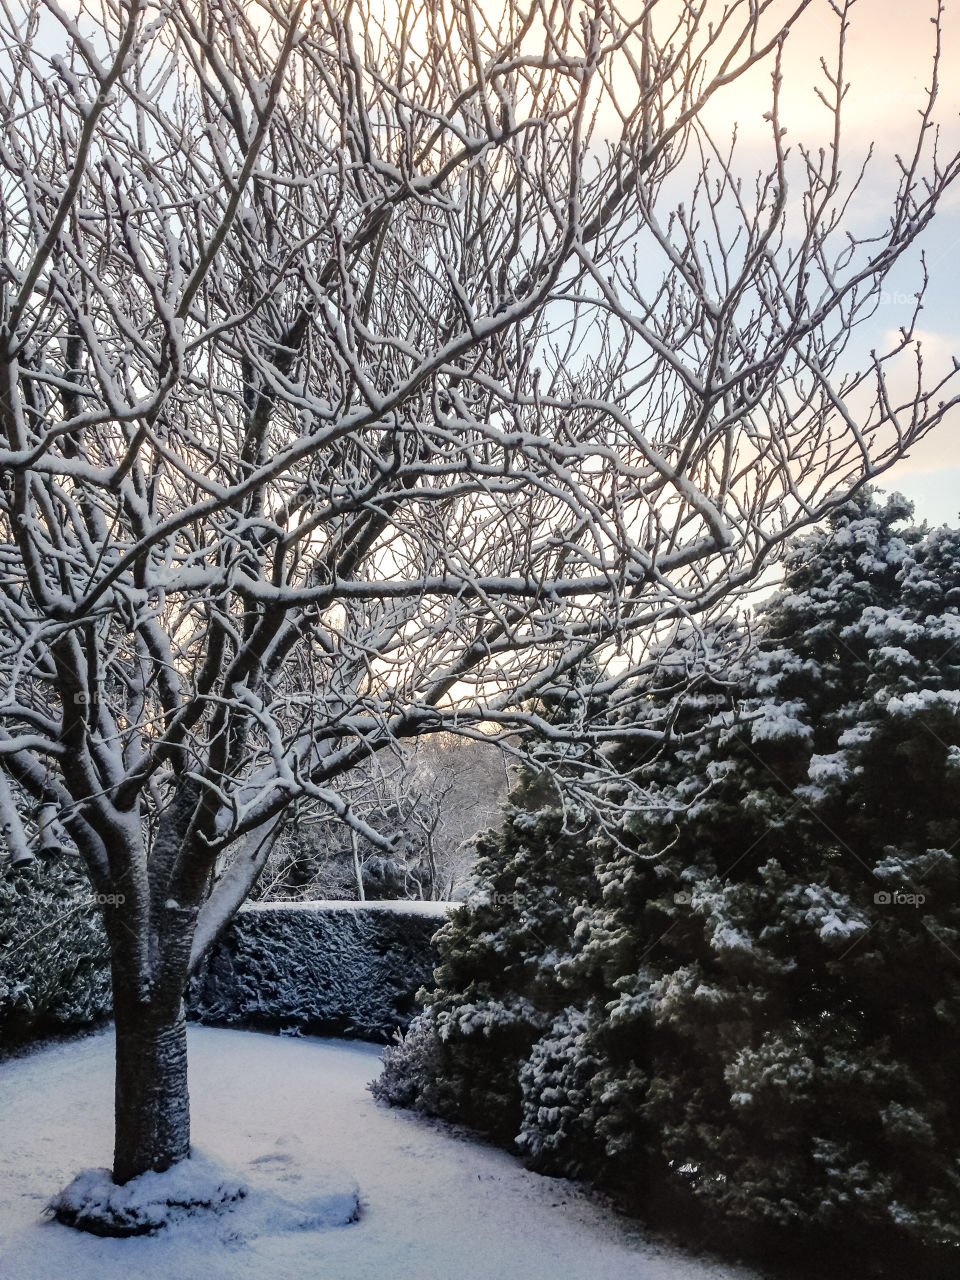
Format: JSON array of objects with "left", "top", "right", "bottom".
[
  {"left": 0, "top": 854, "right": 111, "bottom": 1047},
  {"left": 189, "top": 902, "right": 441, "bottom": 1042},
  {"left": 380, "top": 492, "right": 960, "bottom": 1274}
]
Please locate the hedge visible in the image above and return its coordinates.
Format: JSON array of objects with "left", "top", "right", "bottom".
[
  {"left": 187, "top": 900, "right": 449, "bottom": 1041},
  {"left": 0, "top": 856, "right": 111, "bottom": 1051}
]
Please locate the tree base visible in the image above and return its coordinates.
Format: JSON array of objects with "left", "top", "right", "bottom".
[
  {"left": 47, "top": 1151, "right": 246, "bottom": 1237},
  {"left": 47, "top": 1147, "right": 362, "bottom": 1238}
]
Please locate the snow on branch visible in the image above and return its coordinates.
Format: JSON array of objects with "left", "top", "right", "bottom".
[{"left": 0, "top": 0, "right": 953, "bottom": 972}]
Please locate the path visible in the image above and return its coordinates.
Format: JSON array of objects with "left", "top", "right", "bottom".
[{"left": 0, "top": 1026, "right": 762, "bottom": 1280}]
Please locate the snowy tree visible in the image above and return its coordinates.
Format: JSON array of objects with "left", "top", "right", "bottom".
[
  {"left": 0, "top": 0, "right": 958, "bottom": 1206},
  {"left": 533, "top": 494, "right": 960, "bottom": 1266}
]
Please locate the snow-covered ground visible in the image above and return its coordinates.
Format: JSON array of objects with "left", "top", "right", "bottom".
[{"left": 0, "top": 1027, "right": 761, "bottom": 1280}]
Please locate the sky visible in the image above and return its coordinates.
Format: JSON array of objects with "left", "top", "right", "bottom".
[
  {"left": 575, "top": 0, "right": 960, "bottom": 526},
  {"left": 705, "top": 0, "right": 960, "bottom": 526}
]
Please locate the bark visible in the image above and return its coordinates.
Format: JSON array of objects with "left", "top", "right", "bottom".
[
  {"left": 112, "top": 989, "right": 191, "bottom": 1185},
  {"left": 108, "top": 901, "right": 196, "bottom": 1185}
]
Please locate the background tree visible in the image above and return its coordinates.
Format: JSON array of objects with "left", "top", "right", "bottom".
[
  {"left": 0, "top": 0, "right": 957, "bottom": 1205},
  {"left": 373, "top": 667, "right": 612, "bottom": 1138},
  {"left": 256, "top": 734, "right": 508, "bottom": 901}
]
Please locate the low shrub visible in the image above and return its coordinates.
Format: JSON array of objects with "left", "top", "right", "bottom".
[{"left": 0, "top": 855, "right": 111, "bottom": 1048}]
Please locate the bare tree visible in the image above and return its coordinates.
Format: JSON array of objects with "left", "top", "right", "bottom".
[
  {"left": 402, "top": 734, "right": 511, "bottom": 897},
  {"left": 258, "top": 734, "right": 507, "bottom": 900},
  {"left": 0, "top": 0, "right": 957, "bottom": 1200}
]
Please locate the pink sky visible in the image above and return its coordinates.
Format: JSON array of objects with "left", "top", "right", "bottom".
[{"left": 678, "top": 0, "right": 960, "bottom": 520}]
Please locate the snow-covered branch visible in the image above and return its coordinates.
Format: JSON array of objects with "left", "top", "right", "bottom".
[{"left": 0, "top": 0, "right": 954, "bottom": 1006}]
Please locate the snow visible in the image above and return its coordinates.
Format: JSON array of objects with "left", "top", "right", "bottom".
[
  {"left": 799, "top": 885, "right": 868, "bottom": 941},
  {"left": 749, "top": 701, "right": 812, "bottom": 743},
  {"left": 807, "top": 752, "right": 850, "bottom": 785},
  {"left": 885, "top": 688, "right": 960, "bottom": 715},
  {"left": 0, "top": 1026, "right": 761, "bottom": 1280},
  {"left": 239, "top": 898, "right": 453, "bottom": 917},
  {"left": 47, "top": 1152, "right": 248, "bottom": 1235},
  {"left": 708, "top": 925, "right": 755, "bottom": 954},
  {"left": 46, "top": 1149, "right": 359, "bottom": 1239},
  {"left": 815, "top": 912, "right": 867, "bottom": 941}
]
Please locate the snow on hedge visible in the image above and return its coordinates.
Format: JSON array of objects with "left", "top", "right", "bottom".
[
  {"left": 0, "top": 857, "right": 111, "bottom": 1047},
  {"left": 188, "top": 900, "right": 450, "bottom": 1042},
  {"left": 241, "top": 899, "right": 452, "bottom": 916}
]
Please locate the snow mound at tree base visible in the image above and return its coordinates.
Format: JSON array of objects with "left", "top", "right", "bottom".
[
  {"left": 47, "top": 1149, "right": 360, "bottom": 1237},
  {"left": 48, "top": 1151, "right": 247, "bottom": 1236}
]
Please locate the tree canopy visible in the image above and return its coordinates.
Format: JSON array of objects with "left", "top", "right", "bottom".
[{"left": 0, "top": 0, "right": 957, "bottom": 1196}]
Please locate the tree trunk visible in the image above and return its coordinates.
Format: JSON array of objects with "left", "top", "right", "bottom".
[
  {"left": 112, "top": 990, "right": 191, "bottom": 1185},
  {"left": 351, "top": 829, "right": 365, "bottom": 901},
  {"left": 101, "top": 813, "right": 200, "bottom": 1187}
]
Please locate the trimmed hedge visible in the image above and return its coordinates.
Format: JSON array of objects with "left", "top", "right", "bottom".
[
  {"left": 2, "top": 883, "right": 446, "bottom": 1049},
  {"left": 188, "top": 900, "right": 449, "bottom": 1041}
]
